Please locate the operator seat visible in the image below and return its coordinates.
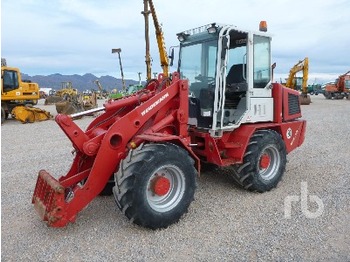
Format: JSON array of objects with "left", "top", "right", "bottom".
[{"left": 226, "top": 64, "right": 248, "bottom": 92}]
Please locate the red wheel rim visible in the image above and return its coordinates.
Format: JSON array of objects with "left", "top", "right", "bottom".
[
  {"left": 152, "top": 176, "right": 171, "bottom": 196},
  {"left": 260, "top": 153, "right": 271, "bottom": 169}
]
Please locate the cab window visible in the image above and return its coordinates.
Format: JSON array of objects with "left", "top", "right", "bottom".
[
  {"left": 2, "top": 70, "right": 19, "bottom": 92},
  {"left": 253, "top": 35, "right": 271, "bottom": 88}
]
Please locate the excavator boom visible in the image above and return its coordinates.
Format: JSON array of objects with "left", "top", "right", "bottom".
[{"left": 285, "top": 57, "right": 311, "bottom": 105}]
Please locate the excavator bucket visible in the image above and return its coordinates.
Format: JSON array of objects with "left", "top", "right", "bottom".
[
  {"left": 11, "top": 105, "right": 52, "bottom": 123},
  {"left": 55, "top": 101, "right": 85, "bottom": 115},
  {"left": 299, "top": 94, "right": 311, "bottom": 105}
]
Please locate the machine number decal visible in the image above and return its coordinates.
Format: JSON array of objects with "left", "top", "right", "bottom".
[{"left": 286, "top": 128, "right": 292, "bottom": 139}]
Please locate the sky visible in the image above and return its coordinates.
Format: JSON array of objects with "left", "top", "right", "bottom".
[{"left": 1, "top": 0, "right": 349, "bottom": 84}]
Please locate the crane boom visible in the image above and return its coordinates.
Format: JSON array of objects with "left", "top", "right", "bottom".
[
  {"left": 142, "top": 0, "right": 169, "bottom": 80},
  {"left": 148, "top": 0, "right": 169, "bottom": 77}
]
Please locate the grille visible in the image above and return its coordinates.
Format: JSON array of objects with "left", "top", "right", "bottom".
[{"left": 288, "top": 93, "right": 301, "bottom": 115}]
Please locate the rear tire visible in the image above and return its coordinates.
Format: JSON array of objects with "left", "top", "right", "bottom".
[
  {"left": 229, "top": 129, "right": 287, "bottom": 192},
  {"left": 113, "top": 143, "right": 197, "bottom": 229}
]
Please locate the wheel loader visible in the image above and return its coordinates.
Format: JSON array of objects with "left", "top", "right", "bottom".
[
  {"left": 32, "top": 25, "right": 306, "bottom": 229},
  {"left": 45, "top": 81, "right": 89, "bottom": 115},
  {"left": 45, "top": 81, "right": 78, "bottom": 105},
  {"left": 32, "top": 3, "right": 306, "bottom": 229}
]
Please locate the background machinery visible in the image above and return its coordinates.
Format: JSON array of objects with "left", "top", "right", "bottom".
[
  {"left": 45, "top": 81, "right": 91, "bottom": 115},
  {"left": 45, "top": 81, "right": 79, "bottom": 105},
  {"left": 93, "top": 80, "right": 109, "bottom": 99},
  {"left": 1, "top": 58, "right": 51, "bottom": 123},
  {"left": 32, "top": 2, "right": 306, "bottom": 229},
  {"left": 323, "top": 70, "right": 350, "bottom": 99},
  {"left": 285, "top": 57, "right": 311, "bottom": 105}
]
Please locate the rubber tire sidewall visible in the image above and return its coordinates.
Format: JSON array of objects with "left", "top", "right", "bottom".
[
  {"left": 114, "top": 143, "right": 197, "bottom": 229},
  {"left": 231, "top": 129, "right": 287, "bottom": 192},
  {"left": 1, "top": 107, "right": 5, "bottom": 124}
]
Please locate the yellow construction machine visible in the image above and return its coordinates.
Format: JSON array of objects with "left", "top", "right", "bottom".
[
  {"left": 43, "top": 81, "right": 89, "bottom": 115},
  {"left": 81, "top": 90, "right": 98, "bottom": 111},
  {"left": 1, "top": 58, "right": 51, "bottom": 124},
  {"left": 93, "top": 80, "right": 108, "bottom": 99},
  {"left": 285, "top": 57, "right": 311, "bottom": 105},
  {"left": 44, "top": 81, "right": 78, "bottom": 105}
]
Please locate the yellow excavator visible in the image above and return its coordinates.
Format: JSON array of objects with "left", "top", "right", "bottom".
[
  {"left": 285, "top": 57, "right": 311, "bottom": 105},
  {"left": 1, "top": 58, "right": 52, "bottom": 124}
]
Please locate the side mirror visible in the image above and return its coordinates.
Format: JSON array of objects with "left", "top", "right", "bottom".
[
  {"left": 169, "top": 47, "right": 175, "bottom": 67},
  {"left": 221, "top": 36, "right": 229, "bottom": 60}
]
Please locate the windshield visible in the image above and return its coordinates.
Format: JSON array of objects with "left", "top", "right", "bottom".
[
  {"left": 179, "top": 39, "right": 217, "bottom": 98},
  {"left": 2, "top": 70, "right": 19, "bottom": 92}
]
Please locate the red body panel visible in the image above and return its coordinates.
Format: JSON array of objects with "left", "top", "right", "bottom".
[
  {"left": 190, "top": 120, "right": 306, "bottom": 167},
  {"left": 32, "top": 73, "right": 198, "bottom": 227},
  {"left": 32, "top": 72, "right": 306, "bottom": 227}
]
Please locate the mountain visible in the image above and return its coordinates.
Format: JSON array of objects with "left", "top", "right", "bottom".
[{"left": 21, "top": 73, "right": 143, "bottom": 92}]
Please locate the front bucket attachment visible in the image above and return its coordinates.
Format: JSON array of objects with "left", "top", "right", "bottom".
[
  {"left": 45, "top": 96, "right": 63, "bottom": 105},
  {"left": 11, "top": 106, "right": 52, "bottom": 123},
  {"left": 56, "top": 101, "right": 85, "bottom": 115},
  {"left": 299, "top": 94, "right": 311, "bottom": 105},
  {"left": 32, "top": 170, "right": 72, "bottom": 227}
]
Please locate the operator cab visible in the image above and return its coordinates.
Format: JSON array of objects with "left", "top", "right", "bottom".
[
  {"left": 2, "top": 69, "right": 19, "bottom": 92},
  {"left": 177, "top": 23, "right": 273, "bottom": 136}
]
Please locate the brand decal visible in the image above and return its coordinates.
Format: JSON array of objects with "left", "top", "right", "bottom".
[{"left": 141, "top": 92, "right": 169, "bottom": 116}]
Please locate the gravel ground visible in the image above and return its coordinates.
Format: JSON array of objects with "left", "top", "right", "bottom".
[{"left": 1, "top": 95, "right": 349, "bottom": 261}]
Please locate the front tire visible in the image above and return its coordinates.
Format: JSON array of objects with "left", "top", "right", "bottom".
[
  {"left": 113, "top": 143, "right": 197, "bottom": 229},
  {"left": 229, "top": 129, "right": 287, "bottom": 192},
  {"left": 1, "top": 107, "right": 5, "bottom": 124}
]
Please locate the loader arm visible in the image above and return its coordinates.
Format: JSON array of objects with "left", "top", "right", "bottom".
[{"left": 32, "top": 72, "right": 192, "bottom": 227}]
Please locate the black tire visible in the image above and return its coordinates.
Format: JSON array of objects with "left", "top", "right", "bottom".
[
  {"left": 324, "top": 92, "right": 332, "bottom": 99},
  {"left": 1, "top": 107, "right": 5, "bottom": 124},
  {"left": 229, "top": 129, "right": 287, "bottom": 192},
  {"left": 113, "top": 143, "right": 197, "bottom": 229},
  {"left": 99, "top": 175, "right": 114, "bottom": 196}
]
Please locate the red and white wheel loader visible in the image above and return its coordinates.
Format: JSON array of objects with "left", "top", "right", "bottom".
[{"left": 32, "top": 20, "right": 306, "bottom": 229}]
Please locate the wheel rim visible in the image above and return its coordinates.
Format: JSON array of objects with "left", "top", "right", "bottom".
[
  {"left": 146, "top": 165, "right": 185, "bottom": 212},
  {"left": 258, "top": 145, "right": 281, "bottom": 180}
]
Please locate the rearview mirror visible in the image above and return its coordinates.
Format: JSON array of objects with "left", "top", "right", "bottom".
[{"left": 221, "top": 36, "right": 229, "bottom": 59}]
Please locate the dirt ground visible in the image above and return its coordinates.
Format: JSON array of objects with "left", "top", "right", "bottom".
[{"left": 1, "top": 95, "right": 349, "bottom": 261}]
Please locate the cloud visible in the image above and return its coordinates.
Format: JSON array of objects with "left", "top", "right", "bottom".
[{"left": 2, "top": 0, "right": 349, "bottom": 84}]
